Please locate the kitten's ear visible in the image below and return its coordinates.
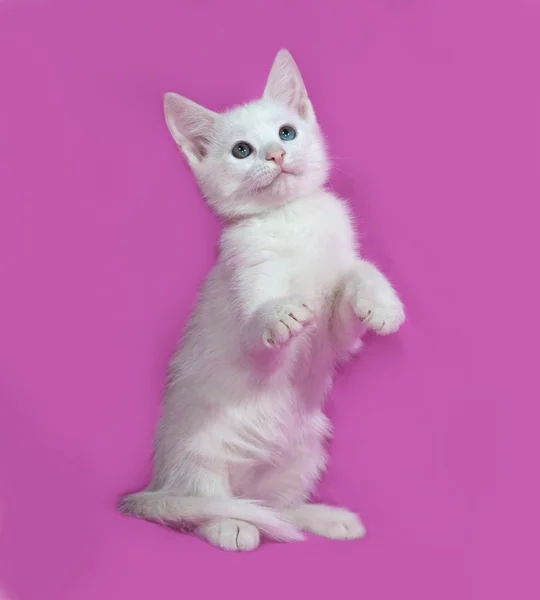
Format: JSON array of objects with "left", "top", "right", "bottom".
[
  {"left": 164, "top": 92, "right": 217, "bottom": 167},
  {"left": 263, "top": 49, "right": 314, "bottom": 121}
]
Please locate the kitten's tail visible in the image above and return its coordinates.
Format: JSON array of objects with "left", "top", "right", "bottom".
[{"left": 119, "top": 491, "right": 303, "bottom": 542}]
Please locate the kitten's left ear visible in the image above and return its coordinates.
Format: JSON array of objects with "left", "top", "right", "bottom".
[{"left": 263, "top": 49, "right": 315, "bottom": 121}]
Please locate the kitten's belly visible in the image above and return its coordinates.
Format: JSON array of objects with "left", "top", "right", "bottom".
[{"left": 223, "top": 395, "right": 331, "bottom": 499}]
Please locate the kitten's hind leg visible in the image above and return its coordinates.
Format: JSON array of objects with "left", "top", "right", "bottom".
[{"left": 284, "top": 504, "right": 366, "bottom": 540}]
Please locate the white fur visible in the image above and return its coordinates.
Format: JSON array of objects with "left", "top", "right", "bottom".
[{"left": 120, "top": 50, "right": 405, "bottom": 551}]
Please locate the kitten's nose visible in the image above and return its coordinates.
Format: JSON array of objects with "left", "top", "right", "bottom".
[{"left": 265, "top": 146, "right": 285, "bottom": 166}]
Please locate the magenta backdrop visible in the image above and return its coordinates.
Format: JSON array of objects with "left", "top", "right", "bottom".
[{"left": 1, "top": 0, "right": 539, "bottom": 599}]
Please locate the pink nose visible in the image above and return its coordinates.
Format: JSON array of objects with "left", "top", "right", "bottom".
[{"left": 266, "top": 148, "right": 285, "bottom": 166}]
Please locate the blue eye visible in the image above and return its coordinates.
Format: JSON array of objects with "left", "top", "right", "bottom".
[
  {"left": 279, "top": 125, "right": 297, "bottom": 141},
  {"left": 232, "top": 142, "right": 253, "bottom": 159}
]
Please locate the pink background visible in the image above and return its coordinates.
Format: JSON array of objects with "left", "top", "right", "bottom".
[{"left": 1, "top": 0, "right": 539, "bottom": 599}]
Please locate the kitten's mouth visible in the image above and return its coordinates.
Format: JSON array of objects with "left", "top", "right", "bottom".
[
  {"left": 259, "top": 167, "right": 296, "bottom": 190},
  {"left": 279, "top": 167, "right": 296, "bottom": 176}
]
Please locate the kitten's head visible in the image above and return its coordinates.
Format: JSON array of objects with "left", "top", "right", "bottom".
[{"left": 164, "top": 50, "right": 329, "bottom": 219}]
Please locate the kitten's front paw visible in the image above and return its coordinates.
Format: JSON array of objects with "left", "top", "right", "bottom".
[
  {"left": 262, "top": 299, "right": 315, "bottom": 348},
  {"left": 352, "top": 288, "right": 405, "bottom": 335}
]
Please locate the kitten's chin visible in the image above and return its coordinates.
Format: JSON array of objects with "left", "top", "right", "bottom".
[
  {"left": 257, "top": 170, "right": 327, "bottom": 206},
  {"left": 203, "top": 171, "right": 328, "bottom": 220},
  {"left": 256, "top": 170, "right": 296, "bottom": 194}
]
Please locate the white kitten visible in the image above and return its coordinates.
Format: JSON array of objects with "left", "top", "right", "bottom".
[{"left": 120, "top": 50, "right": 405, "bottom": 551}]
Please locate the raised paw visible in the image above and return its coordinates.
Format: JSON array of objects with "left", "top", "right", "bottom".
[
  {"left": 262, "top": 299, "right": 315, "bottom": 348},
  {"left": 343, "top": 261, "right": 405, "bottom": 336},
  {"left": 353, "top": 293, "right": 405, "bottom": 335},
  {"left": 347, "top": 273, "right": 405, "bottom": 336},
  {"left": 196, "top": 518, "right": 260, "bottom": 551}
]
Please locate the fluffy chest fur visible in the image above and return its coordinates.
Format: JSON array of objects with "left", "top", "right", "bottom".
[{"left": 220, "top": 191, "right": 357, "bottom": 304}]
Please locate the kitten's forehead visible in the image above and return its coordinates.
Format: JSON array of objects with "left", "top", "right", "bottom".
[{"left": 217, "top": 99, "right": 298, "bottom": 141}]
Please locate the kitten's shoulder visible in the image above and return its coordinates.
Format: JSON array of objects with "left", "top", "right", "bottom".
[
  {"left": 304, "top": 189, "right": 356, "bottom": 233},
  {"left": 311, "top": 188, "right": 354, "bottom": 215},
  {"left": 218, "top": 216, "right": 270, "bottom": 268}
]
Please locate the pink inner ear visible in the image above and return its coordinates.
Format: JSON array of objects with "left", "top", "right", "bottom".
[
  {"left": 198, "top": 139, "right": 209, "bottom": 158},
  {"left": 264, "top": 52, "right": 308, "bottom": 110},
  {"left": 191, "top": 134, "right": 212, "bottom": 159},
  {"left": 164, "top": 92, "right": 217, "bottom": 161}
]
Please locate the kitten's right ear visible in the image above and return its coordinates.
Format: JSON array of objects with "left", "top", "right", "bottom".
[{"left": 164, "top": 92, "right": 217, "bottom": 167}]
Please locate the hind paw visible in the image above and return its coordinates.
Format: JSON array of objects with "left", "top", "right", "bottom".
[
  {"left": 287, "top": 504, "right": 366, "bottom": 540},
  {"left": 196, "top": 518, "right": 260, "bottom": 551}
]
